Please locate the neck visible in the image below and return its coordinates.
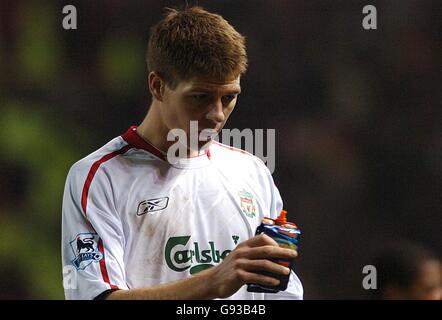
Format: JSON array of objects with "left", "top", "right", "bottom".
[
  {"left": 136, "top": 103, "right": 207, "bottom": 158},
  {"left": 136, "top": 104, "right": 169, "bottom": 154}
]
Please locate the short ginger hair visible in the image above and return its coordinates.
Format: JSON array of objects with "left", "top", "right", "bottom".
[{"left": 146, "top": 6, "right": 248, "bottom": 88}]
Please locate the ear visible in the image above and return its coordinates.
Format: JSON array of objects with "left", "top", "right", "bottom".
[{"left": 148, "top": 71, "right": 166, "bottom": 102}]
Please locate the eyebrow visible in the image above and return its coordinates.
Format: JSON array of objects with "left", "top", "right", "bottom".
[{"left": 189, "top": 87, "right": 242, "bottom": 95}]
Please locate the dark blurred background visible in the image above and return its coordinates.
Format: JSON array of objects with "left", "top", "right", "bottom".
[{"left": 0, "top": 0, "right": 440, "bottom": 299}]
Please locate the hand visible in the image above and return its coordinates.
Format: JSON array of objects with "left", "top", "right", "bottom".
[{"left": 203, "top": 233, "right": 298, "bottom": 298}]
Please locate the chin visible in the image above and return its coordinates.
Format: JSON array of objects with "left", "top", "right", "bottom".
[
  {"left": 199, "top": 128, "right": 219, "bottom": 140},
  {"left": 198, "top": 139, "right": 213, "bottom": 151}
]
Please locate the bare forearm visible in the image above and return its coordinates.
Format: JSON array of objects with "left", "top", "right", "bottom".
[
  {"left": 105, "top": 234, "right": 297, "bottom": 300},
  {"left": 106, "top": 269, "right": 216, "bottom": 300}
]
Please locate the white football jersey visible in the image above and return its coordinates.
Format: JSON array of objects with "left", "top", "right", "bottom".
[{"left": 62, "top": 126, "right": 303, "bottom": 300}]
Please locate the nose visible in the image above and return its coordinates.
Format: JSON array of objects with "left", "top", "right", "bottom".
[{"left": 205, "top": 99, "right": 225, "bottom": 124}]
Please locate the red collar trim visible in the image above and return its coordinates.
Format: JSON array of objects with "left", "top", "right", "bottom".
[
  {"left": 121, "top": 126, "right": 167, "bottom": 161},
  {"left": 121, "top": 126, "right": 212, "bottom": 161}
]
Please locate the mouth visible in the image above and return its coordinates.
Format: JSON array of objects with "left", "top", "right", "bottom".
[{"left": 198, "top": 129, "right": 218, "bottom": 141}]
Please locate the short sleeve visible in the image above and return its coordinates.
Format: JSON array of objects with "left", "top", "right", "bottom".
[
  {"left": 61, "top": 163, "right": 128, "bottom": 300},
  {"left": 269, "top": 177, "right": 284, "bottom": 219},
  {"left": 260, "top": 164, "right": 304, "bottom": 300},
  {"left": 256, "top": 161, "right": 283, "bottom": 220}
]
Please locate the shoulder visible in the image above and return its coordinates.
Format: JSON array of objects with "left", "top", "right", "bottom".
[
  {"left": 67, "top": 136, "right": 130, "bottom": 184},
  {"left": 209, "top": 140, "right": 273, "bottom": 182},
  {"left": 210, "top": 141, "right": 270, "bottom": 171},
  {"left": 210, "top": 141, "right": 266, "bottom": 165}
]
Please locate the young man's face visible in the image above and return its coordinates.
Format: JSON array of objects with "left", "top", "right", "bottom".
[
  {"left": 407, "top": 260, "right": 442, "bottom": 300},
  {"left": 160, "top": 75, "right": 241, "bottom": 149},
  {"left": 383, "top": 259, "right": 442, "bottom": 300}
]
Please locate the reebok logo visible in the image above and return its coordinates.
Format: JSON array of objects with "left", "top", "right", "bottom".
[{"left": 137, "top": 197, "right": 169, "bottom": 216}]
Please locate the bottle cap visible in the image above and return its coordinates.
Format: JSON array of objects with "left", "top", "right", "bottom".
[{"left": 275, "top": 210, "right": 287, "bottom": 225}]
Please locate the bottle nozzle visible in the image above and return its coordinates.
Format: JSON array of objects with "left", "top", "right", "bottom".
[{"left": 275, "top": 210, "right": 287, "bottom": 225}]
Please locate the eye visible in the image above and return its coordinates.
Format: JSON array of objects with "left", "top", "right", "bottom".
[
  {"left": 192, "top": 93, "right": 209, "bottom": 101},
  {"left": 221, "top": 95, "right": 237, "bottom": 105}
]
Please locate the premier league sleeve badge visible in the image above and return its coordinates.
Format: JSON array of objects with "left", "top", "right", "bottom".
[{"left": 69, "top": 233, "right": 103, "bottom": 270}]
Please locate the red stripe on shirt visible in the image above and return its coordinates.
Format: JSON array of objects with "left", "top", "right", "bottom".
[
  {"left": 80, "top": 144, "right": 131, "bottom": 289},
  {"left": 97, "top": 238, "right": 119, "bottom": 290},
  {"left": 81, "top": 145, "right": 131, "bottom": 219}
]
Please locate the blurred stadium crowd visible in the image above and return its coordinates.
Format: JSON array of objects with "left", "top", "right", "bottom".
[{"left": 0, "top": 0, "right": 440, "bottom": 299}]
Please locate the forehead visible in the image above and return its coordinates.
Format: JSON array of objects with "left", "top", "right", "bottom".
[{"left": 178, "top": 76, "right": 241, "bottom": 94}]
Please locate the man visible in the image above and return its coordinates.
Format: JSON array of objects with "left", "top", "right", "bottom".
[
  {"left": 371, "top": 242, "right": 441, "bottom": 300},
  {"left": 62, "top": 6, "right": 303, "bottom": 300}
]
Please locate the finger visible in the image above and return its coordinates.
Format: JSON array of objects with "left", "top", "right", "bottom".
[
  {"left": 237, "top": 269, "right": 280, "bottom": 287},
  {"left": 241, "top": 245, "right": 298, "bottom": 260},
  {"left": 238, "top": 233, "right": 278, "bottom": 248},
  {"left": 238, "top": 259, "right": 291, "bottom": 276}
]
